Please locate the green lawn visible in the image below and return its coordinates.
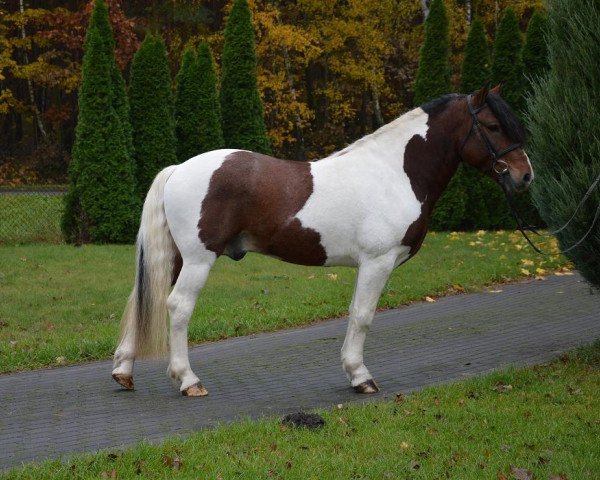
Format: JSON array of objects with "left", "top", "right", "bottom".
[
  {"left": 0, "top": 231, "right": 567, "bottom": 373},
  {"left": 3, "top": 340, "right": 598, "bottom": 479}
]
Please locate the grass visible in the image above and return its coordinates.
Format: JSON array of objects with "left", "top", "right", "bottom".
[
  {"left": 0, "top": 193, "right": 64, "bottom": 244},
  {"left": 0, "top": 231, "right": 568, "bottom": 374},
  {"left": 3, "top": 340, "right": 598, "bottom": 479}
]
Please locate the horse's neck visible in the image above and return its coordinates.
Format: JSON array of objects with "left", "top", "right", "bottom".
[{"left": 324, "top": 106, "right": 463, "bottom": 214}]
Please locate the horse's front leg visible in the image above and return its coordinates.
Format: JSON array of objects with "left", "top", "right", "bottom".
[{"left": 341, "top": 254, "right": 396, "bottom": 394}]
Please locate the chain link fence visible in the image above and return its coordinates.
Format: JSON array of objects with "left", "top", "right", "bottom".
[{"left": 0, "top": 185, "right": 66, "bottom": 244}]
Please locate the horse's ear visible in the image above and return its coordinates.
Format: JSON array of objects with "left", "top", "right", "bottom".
[
  {"left": 472, "top": 83, "right": 490, "bottom": 108},
  {"left": 490, "top": 83, "right": 503, "bottom": 96}
]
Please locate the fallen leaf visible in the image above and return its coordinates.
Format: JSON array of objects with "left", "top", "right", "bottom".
[
  {"left": 424, "top": 296, "right": 436, "bottom": 303},
  {"left": 489, "top": 289, "right": 503, "bottom": 293},
  {"left": 493, "top": 382, "right": 513, "bottom": 393},
  {"left": 394, "top": 393, "right": 405, "bottom": 403},
  {"left": 452, "top": 284, "right": 466, "bottom": 293},
  {"left": 510, "top": 465, "right": 533, "bottom": 480},
  {"left": 554, "top": 272, "right": 564, "bottom": 276},
  {"left": 400, "top": 441, "right": 410, "bottom": 450},
  {"left": 496, "top": 473, "right": 509, "bottom": 480},
  {"left": 535, "top": 268, "right": 546, "bottom": 274},
  {"left": 476, "top": 230, "right": 486, "bottom": 236},
  {"left": 521, "top": 259, "right": 535, "bottom": 267},
  {"left": 327, "top": 273, "right": 338, "bottom": 281},
  {"left": 535, "top": 275, "right": 546, "bottom": 281},
  {"left": 521, "top": 268, "right": 531, "bottom": 276},
  {"left": 549, "top": 474, "right": 568, "bottom": 480},
  {"left": 55, "top": 356, "right": 66, "bottom": 364}
]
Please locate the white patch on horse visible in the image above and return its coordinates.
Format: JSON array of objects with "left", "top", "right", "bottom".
[{"left": 297, "top": 108, "right": 430, "bottom": 267}]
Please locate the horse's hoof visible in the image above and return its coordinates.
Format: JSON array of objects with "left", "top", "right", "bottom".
[
  {"left": 353, "top": 379, "right": 379, "bottom": 394},
  {"left": 112, "top": 373, "right": 134, "bottom": 390},
  {"left": 182, "top": 383, "right": 208, "bottom": 397}
]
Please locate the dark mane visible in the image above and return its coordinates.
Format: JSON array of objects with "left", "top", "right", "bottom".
[
  {"left": 421, "top": 94, "right": 463, "bottom": 116},
  {"left": 421, "top": 92, "right": 527, "bottom": 145},
  {"left": 485, "top": 93, "right": 527, "bottom": 144}
]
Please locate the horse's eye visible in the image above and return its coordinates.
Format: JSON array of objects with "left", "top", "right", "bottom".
[{"left": 486, "top": 124, "right": 501, "bottom": 133}]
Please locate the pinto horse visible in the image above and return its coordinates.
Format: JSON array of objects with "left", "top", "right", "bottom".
[{"left": 112, "top": 85, "right": 533, "bottom": 396}]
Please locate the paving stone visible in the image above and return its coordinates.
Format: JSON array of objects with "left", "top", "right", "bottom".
[{"left": 0, "top": 274, "right": 598, "bottom": 470}]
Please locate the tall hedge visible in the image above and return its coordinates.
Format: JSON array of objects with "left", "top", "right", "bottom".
[
  {"left": 522, "top": 11, "right": 549, "bottom": 85},
  {"left": 491, "top": 8, "right": 525, "bottom": 113},
  {"left": 220, "top": 0, "right": 271, "bottom": 154},
  {"left": 413, "top": 0, "right": 452, "bottom": 106},
  {"left": 459, "top": 17, "right": 512, "bottom": 230},
  {"left": 175, "top": 47, "right": 202, "bottom": 162},
  {"left": 62, "top": 21, "right": 138, "bottom": 243},
  {"left": 197, "top": 42, "right": 225, "bottom": 153},
  {"left": 527, "top": 0, "right": 600, "bottom": 287},
  {"left": 129, "top": 34, "right": 177, "bottom": 199},
  {"left": 86, "top": 0, "right": 133, "bottom": 158}
]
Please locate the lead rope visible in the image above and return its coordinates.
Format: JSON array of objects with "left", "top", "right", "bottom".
[{"left": 501, "top": 171, "right": 600, "bottom": 255}]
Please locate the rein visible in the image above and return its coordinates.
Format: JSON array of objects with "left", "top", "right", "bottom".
[{"left": 461, "top": 94, "right": 600, "bottom": 256}]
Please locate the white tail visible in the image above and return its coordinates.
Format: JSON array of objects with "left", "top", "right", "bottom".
[{"left": 118, "top": 165, "right": 178, "bottom": 358}]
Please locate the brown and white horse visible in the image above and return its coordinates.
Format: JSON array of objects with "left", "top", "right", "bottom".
[{"left": 112, "top": 85, "right": 533, "bottom": 396}]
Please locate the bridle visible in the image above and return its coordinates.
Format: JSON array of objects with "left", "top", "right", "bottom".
[
  {"left": 460, "top": 94, "right": 522, "bottom": 178},
  {"left": 460, "top": 93, "right": 600, "bottom": 256}
]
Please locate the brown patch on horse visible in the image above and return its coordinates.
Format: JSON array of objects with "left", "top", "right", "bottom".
[
  {"left": 401, "top": 97, "right": 466, "bottom": 256},
  {"left": 198, "top": 151, "right": 327, "bottom": 266}
]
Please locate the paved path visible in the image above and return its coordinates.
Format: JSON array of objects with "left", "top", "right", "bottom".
[{"left": 1, "top": 274, "right": 599, "bottom": 470}]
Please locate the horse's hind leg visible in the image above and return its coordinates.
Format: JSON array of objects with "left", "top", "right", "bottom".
[
  {"left": 341, "top": 254, "right": 396, "bottom": 394},
  {"left": 167, "top": 260, "right": 213, "bottom": 396}
]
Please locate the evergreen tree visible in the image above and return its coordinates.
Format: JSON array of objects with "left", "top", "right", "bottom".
[
  {"left": 460, "top": 17, "right": 489, "bottom": 94},
  {"left": 491, "top": 8, "right": 525, "bottom": 113},
  {"left": 62, "top": 23, "right": 138, "bottom": 243},
  {"left": 413, "top": 0, "right": 452, "bottom": 106},
  {"left": 459, "top": 17, "right": 512, "bottom": 230},
  {"left": 175, "top": 46, "right": 202, "bottom": 162},
  {"left": 528, "top": 0, "right": 600, "bottom": 287},
  {"left": 220, "top": 0, "right": 271, "bottom": 154},
  {"left": 197, "top": 41, "right": 224, "bottom": 153},
  {"left": 85, "top": 0, "right": 133, "bottom": 158},
  {"left": 129, "top": 34, "right": 177, "bottom": 198},
  {"left": 522, "top": 11, "right": 549, "bottom": 85}
]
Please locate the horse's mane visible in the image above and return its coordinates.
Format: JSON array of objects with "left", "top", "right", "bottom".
[
  {"left": 485, "top": 93, "right": 527, "bottom": 144},
  {"left": 422, "top": 92, "right": 526, "bottom": 145}
]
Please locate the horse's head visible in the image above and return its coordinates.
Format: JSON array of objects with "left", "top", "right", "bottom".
[{"left": 459, "top": 84, "right": 533, "bottom": 193}]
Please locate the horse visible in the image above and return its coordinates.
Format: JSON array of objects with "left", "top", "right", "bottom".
[{"left": 112, "top": 84, "right": 533, "bottom": 396}]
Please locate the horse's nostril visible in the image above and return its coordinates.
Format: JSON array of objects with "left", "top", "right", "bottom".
[{"left": 523, "top": 173, "right": 532, "bottom": 184}]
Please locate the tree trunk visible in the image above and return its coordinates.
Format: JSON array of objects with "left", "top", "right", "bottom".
[
  {"left": 19, "top": 0, "right": 47, "bottom": 139},
  {"left": 421, "top": 0, "right": 430, "bottom": 20}
]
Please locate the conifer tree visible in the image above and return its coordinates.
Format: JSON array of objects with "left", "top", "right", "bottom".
[
  {"left": 129, "top": 34, "right": 177, "bottom": 198},
  {"left": 85, "top": 0, "right": 133, "bottom": 158},
  {"left": 175, "top": 47, "right": 202, "bottom": 162},
  {"left": 220, "top": 0, "right": 271, "bottom": 154},
  {"left": 491, "top": 8, "right": 525, "bottom": 112},
  {"left": 522, "top": 11, "right": 549, "bottom": 85},
  {"left": 528, "top": 0, "right": 600, "bottom": 287},
  {"left": 197, "top": 41, "right": 224, "bottom": 153},
  {"left": 62, "top": 22, "right": 138, "bottom": 243},
  {"left": 460, "top": 17, "right": 489, "bottom": 94},
  {"left": 413, "top": 0, "right": 452, "bottom": 106}
]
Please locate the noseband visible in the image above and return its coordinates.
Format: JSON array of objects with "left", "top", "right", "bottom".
[{"left": 460, "top": 94, "right": 522, "bottom": 176}]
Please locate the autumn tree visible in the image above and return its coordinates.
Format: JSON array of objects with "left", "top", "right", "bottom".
[
  {"left": 413, "top": 0, "right": 452, "bottom": 106},
  {"left": 129, "top": 34, "right": 177, "bottom": 199},
  {"left": 220, "top": 0, "right": 271, "bottom": 154},
  {"left": 62, "top": 14, "right": 138, "bottom": 243},
  {"left": 491, "top": 8, "right": 525, "bottom": 113},
  {"left": 528, "top": 0, "right": 600, "bottom": 287}
]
